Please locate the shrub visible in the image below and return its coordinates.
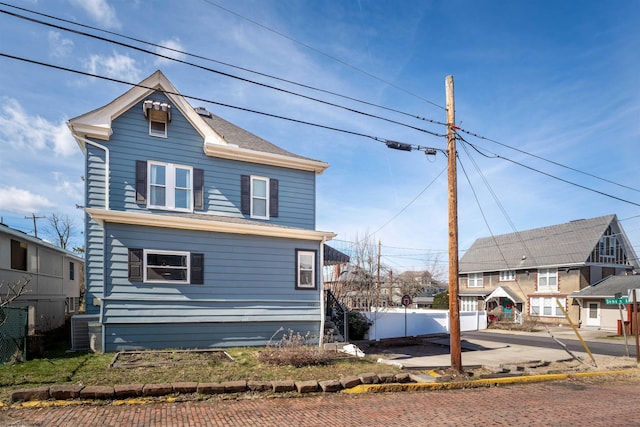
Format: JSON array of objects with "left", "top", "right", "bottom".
[
  {"left": 257, "top": 328, "right": 338, "bottom": 367},
  {"left": 432, "top": 291, "right": 449, "bottom": 309},
  {"left": 347, "top": 311, "right": 370, "bottom": 340}
]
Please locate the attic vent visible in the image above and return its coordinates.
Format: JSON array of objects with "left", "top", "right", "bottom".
[
  {"left": 143, "top": 100, "right": 172, "bottom": 122},
  {"left": 195, "top": 106, "right": 212, "bottom": 118}
]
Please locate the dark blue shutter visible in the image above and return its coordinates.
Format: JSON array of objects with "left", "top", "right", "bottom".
[{"left": 135, "top": 161, "right": 147, "bottom": 205}]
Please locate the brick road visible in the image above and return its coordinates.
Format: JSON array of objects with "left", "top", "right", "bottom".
[{"left": 1, "top": 378, "right": 639, "bottom": 426}]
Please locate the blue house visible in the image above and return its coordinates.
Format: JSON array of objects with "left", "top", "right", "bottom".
[{"left": 68, "top": 71, "right": 336, "bottom": 352}]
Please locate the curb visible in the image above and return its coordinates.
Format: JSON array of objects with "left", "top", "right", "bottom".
[
  {"left": 342, "top": 369, "right": 640, "bottom": 394},
  {"left": 5, "top": 369, "right": 639, "bottom": 408}
]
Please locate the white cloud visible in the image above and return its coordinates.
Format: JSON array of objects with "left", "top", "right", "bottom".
[
  {"left": 48, "top": 31, "right": 74, "bottom": 58},
  {"left": 154, "top": 38, "right": 187, "bottom": 66},
  {"left": 0, "top": 98, "right": 77, "bottom": 157},
  {"left": 0, "top": 187, "right": 54, "bottom": 214},
  {"left": 68, "top": 0, "right": 120, "bottom": 29},
  {"left": 86, "top": 52, "right": 142, "bottom": 83}
]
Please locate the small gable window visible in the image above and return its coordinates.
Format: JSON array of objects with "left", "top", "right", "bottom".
[{"left": 143, "top": 100, "right": 171, "bottom": 138}]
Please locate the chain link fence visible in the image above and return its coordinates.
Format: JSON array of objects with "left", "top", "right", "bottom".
[{"left": 0, "top": 306, "right": 28, "bottom": 364}]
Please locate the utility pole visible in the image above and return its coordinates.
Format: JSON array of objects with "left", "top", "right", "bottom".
[
  {"left": 25, "top": 213, "right": 45, "bottom": 238},
  {"left": 377, "top": 240, "right": 382, "bottom": 306},
  {"left": 446, "top": 75, "right": 462, "bottom": 372}
]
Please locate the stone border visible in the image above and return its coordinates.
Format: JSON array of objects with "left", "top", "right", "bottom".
[{"left": 9, "top": 372, "right": 414, "bottom": 404}]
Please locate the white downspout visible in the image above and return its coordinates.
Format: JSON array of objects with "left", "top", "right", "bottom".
[{"left": 319, "top": 236, "right": 327, "bottom": 347}]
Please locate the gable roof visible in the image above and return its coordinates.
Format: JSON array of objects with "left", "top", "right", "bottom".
[
  {"left": 68, "top": 70, "right": 328, "bottom": 174},
  {"left": 459, "top": 214, "right": 638, "bottom": 273},
  {"left": 571, "top": 275, "right": 640, "bottom": 299}
]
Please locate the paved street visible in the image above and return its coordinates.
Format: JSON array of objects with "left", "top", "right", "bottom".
[{"left": 2, "top": 376, "right": 639, "bottom": 427}]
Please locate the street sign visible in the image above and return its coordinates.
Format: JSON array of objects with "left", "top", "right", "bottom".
[
  {"left": 401, "top": 294, "right": 412, "bottom": 307},
  {"left": 605, "top": 297, "right": 629, "bottom": 305}
]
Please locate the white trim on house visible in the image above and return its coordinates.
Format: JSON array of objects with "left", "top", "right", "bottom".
[{"left": 85, "top": 208, "right": 336, "bottom": 241}]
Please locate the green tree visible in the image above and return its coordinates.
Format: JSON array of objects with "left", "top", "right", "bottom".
[{"left": 431, "top": 291, "right": 449, "bottom": 309}]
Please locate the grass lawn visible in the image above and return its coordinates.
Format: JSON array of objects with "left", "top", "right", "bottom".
[{"left": 0, "top": 345, "right": 402, "bottom": 403}]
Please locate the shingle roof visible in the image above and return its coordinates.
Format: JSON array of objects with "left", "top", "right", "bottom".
[
  {"left": 571, "top": 275, "right": 640, "bottom": 298},
  {"left": 459, "top": 214, "right": 619, "bottom": 273},
  {"left": 200, "top": 112, "right": 319, "bottom": 162}
]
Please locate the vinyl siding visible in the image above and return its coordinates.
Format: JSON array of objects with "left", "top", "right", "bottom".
[
  {"left": 106, "top": 93, "right": 316, "bottom": 229},
  {"left": 104, "top": 321, "right": 318, "bottom": 351},
  {"left": 84, "top": 145, "right": 107, "bottom": 314},
  {"left": 100, "top": 223, "right": 321, "bottom": 350}
]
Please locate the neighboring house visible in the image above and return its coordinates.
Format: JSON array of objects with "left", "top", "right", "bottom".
[
  {"left": 67, "top": 70, "right": 336, "bottom": 352},
  {"left": 459, "top": 214, "right": 638, "bottom": 326},
  {"left": 0, "top": 222, "right": 84, "bottom": 333},
  {"left": 571, "top": 274, "right": 640, "bottom": 332}
]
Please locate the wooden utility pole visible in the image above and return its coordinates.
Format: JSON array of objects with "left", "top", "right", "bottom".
[
  {"left": 446, "top": 75, "right": 462, "bottom": 372},
  {"left": 25, "top": 213, "right": 45, "bottom": 238}
]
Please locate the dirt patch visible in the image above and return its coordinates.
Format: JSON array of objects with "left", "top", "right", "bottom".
[{"left": 110, "top": 349, "right": 234, "bottom": 369}]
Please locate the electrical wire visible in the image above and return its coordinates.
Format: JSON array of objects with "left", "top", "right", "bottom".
[
  {"left": 0, "top": 6, "right": 446, "bottom": 138},
  {"left": 0, "top": 52, "right": 416, "bottom": 146},
  {"left": 371, "top": 166, "right": 447, "bottom": 235},
  {"left": 200, "top": 0, "right": 446, "bottom": 111},
  {"left": 458, "top": 135, "right": 640, "bottom": 208},
  {"left": 457, "top": 126, "right": 640, "bottom": 194}
]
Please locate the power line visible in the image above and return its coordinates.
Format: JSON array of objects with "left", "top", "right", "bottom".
[
  {"left": 457, "top": 126, "right": 640, "bottom": 195},
  {"left": 0, "top": 5, "right": 447, "bottom": 138},
  {"left": 458, "top": 135, "right": 640, "bottom": 208},
  {"left": 200, "top": 0, "right": 446, "bottom": 111},
  {"left": 0, "top": 52, "right": 438, "bottom": 150}
]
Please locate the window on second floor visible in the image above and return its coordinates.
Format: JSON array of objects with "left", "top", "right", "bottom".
[
  {"left": 11, "top": 239, "right": 27, "bottom": 271},
  {"left": 136, "top": 160, "right": 204, "bottom": 212},
  {"left": 537, "top": 268, "right": 558, "bottom": 292},
  {"left": 467, "top": 273, "right": 483, "bottom": 288},
  {"left": 499, "top": 270, "right": 516, "bottom": 281},
  {"left": 69, "top": 261, "right": 75, "bottom": 281},
  {"left": 241, "top": 175, "right": 279, "bottom": 219}
]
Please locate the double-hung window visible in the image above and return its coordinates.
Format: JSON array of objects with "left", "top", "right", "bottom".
[
  {"left": 296, "top": 249, "right": 317, "bottom": 290},
  {"left": 148, "top": 161, "right": 192, "bottom": 211},
  {"left": 467, "top": 273, "right": 483, "bottom": 288},
  {"left": 240, "top": 175, "right": 278, "bottom": 219},
  {"left": 251, "top": 176, "right": 269, "bottom": 219},
  {"left": 537, "top": 268, "right": 558, "bottom": 292}
]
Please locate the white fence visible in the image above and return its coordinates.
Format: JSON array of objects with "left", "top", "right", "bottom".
[{"left": 362, "top": 308, "right": 487, "bottom": 341}]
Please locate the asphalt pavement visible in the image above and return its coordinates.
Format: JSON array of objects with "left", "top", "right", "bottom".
[{"left": 375, "top": 326, "right": 640, "bottom": 370}]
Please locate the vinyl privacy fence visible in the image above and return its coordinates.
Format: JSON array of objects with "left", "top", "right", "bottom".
[{"left": 362, "top": 308, "right": 487, "bottom": 341}]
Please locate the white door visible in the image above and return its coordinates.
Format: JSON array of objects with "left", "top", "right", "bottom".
[{"left": 586, "top": 302, "right": 600, "bottom": 327}]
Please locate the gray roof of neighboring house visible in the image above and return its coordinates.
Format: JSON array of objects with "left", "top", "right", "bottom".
[
  {"left": 459, "top": 214, "right": 636, "bottom": 273},
  {"left": 199, "top": 111, "right": 320, "bottom": 162},
  {"left": 0, "top": 223, "right": 84, "bottom": 262},
  {"left": 571, "top": 275, "right": 640, "bottom": 298}
]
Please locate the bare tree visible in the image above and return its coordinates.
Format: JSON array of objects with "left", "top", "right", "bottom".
[
  {"left": 46, "top": 212, "right": 75, "bottom": 249},
  {"left": 332, "top": 231, "right": 386, "bottom": 310},
  {"left": 1, "top": 276, "right": 30, "bottom": 309}
]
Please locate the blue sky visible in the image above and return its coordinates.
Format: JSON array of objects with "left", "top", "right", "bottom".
[{"left": 1, "top": 0, "right": 639, "bottom": 276}]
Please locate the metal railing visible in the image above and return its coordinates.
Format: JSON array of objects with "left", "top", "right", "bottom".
[{"left": 325, "top": 290, "right": 348, "bottom": 342}]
